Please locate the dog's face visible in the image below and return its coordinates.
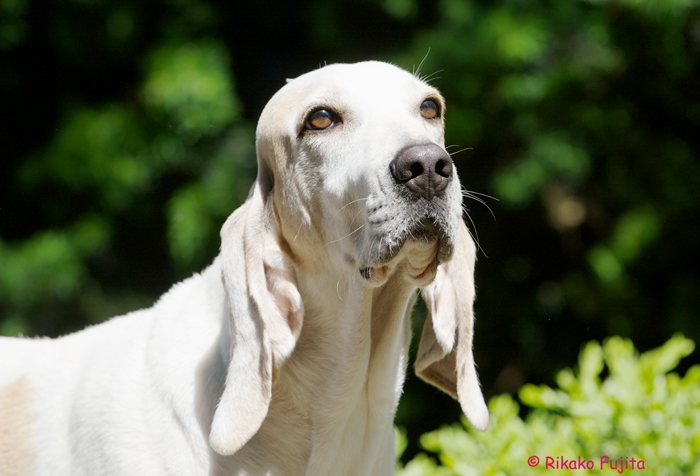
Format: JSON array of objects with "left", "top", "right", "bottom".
[{"left": 255, "top": 61, "right": 462, "bottom": 286}]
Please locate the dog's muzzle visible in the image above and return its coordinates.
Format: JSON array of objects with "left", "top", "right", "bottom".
[{"left": 359, "top": 144, "right": 456, "bottom": 285}]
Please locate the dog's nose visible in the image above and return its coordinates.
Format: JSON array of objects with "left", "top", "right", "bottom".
[{"left": 390, "top": 144, "right": 453, "bottom": 200}]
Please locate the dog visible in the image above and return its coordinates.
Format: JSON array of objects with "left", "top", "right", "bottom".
[{"left": 0, "top": 61, "right": 488, "bottom": 476}]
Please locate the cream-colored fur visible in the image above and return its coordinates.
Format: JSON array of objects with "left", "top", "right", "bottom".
[{"left": 0, "top": 61, "right": 488, "bottom": 476}]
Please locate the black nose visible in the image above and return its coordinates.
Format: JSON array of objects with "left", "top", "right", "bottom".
[{"left": 389, "top": 144, "right": 453, "bottom": 200}]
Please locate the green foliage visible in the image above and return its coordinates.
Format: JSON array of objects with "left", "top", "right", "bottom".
[
  {"left": 382, "top": 0, "right": 418, "bottom": 19},
  {"left": 397, "top": 335, "right": 700, "bottom": 475},
  {"left": 0, "top": 217, "right": 109, "bottom": 305},
  {"left": 493, "top": 133, "right": 591, "bottom": 206},
  {"left": 588, "top": 208, "right": 661, "bottom": 284},
  {"left": 0, "top": 38, "right": 255, "bottom": 336},
  {"left": 166, "top": 126, "right": 256, "bottom": 265},
  {"left": 143, "top": 42, "right": 240, "bottom": 138},
  {"left": 19, "top": 105, "right": 149, "bottom": 209}
]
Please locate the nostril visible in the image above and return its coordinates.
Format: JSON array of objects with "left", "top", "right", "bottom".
[
  {"left": 435, "top": 159, "right": 453, "bottom": 178},
  {"left": 390, "top": 144, "right": 454, "bottom": 199},
  {"left": 409, "top": 162, "right": 424, "bottom": 179}
]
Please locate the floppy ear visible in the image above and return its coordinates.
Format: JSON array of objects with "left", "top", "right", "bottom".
[
  {"left": 415, "top": 219, "right": 489, "bottom": 431},
  {"left": 209, "top": 184, "right": 303, "bottom": 455}
]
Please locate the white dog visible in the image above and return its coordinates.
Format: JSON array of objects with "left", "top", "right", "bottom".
[{"left": 0, "top": 61, "right": 488, "bottom": 476}]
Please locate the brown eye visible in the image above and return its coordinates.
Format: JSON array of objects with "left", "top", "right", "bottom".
[
  {"left": 420, "top": 100, "right": 439, "bottom": 119},
  {"left": 306, "top": 109, "right": 334, "bottom": 130}
]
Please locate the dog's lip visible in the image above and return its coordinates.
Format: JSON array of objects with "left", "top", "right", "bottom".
[{"left": 359, "top": 219, "right": 453, "bottom": 281}]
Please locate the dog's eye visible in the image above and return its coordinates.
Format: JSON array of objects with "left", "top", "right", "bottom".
[
  {"left": 306, "top": 109, "right": 334, "bottom": 130},
  {"left": 420, "top": 100, "right": 439, "bottom": 119}
]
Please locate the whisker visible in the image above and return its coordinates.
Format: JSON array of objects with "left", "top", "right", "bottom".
[
  {"left": 422, "top": 69, "right": 443, "bottom": 79},
  {"left": 414, "top": 48, "right": 431, "bottom": 78},
  {"left": 420, "top": 69, "right": 443, "bottom": 83},
  {"left": 464, "top": 194, "right": 488, "bottom": 207},
  {"left": 462, "top": 208, "right": 488, "bottom": 258},
  {"left": 350, "top": 204, "right": 368, "bottom": 224},
  {"left": 293, "top": 221, "right": 304, "bottom": 241},
  {"left": 449, "top": 147, "right": 473, "bottom": 157},
  {"left": 336, "top": 279, "right": 343, "bottom": 301},
  {"left": 330, "top": 198, "right": 368, "bottom": 224},
  {"left": 461, "top": 185, "right": 498, "bottom": 220},
  {"left": 462, "top": 189, "right": 499, "bottom": 201},
  {"left": 468, "top": 195, "right": 490, "bottom": 209},
  {"left": 462, "top": 191, "right": 497, "bottom": 220},
  {"left": 326, "top": 224, "right": 365, "bottom": 245}
]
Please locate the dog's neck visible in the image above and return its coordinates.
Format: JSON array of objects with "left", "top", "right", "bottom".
[
  {"left": 176, "top": 250, "right": 418, "bottom": 474},
  {"left": 264, "top": 262, "right": 417, "bottom": 474}
]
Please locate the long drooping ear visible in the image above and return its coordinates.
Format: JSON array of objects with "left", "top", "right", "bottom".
[
  {"left": 415, "top": 219, "right": 489, "bottom": 431},
  {"left": 209, "top": 183, "right": 303, "bottom": 455}
]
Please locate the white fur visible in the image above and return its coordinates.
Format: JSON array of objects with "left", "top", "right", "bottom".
[{"left": 0, "top": 61, "right": 487, "bottom": 476}]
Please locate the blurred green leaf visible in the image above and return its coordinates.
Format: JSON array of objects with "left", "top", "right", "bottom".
[
  {"left": 144, "top": 41, "right": 240, "bottom": 137},
  {"left": 0, "top": 216, "right": 110, "bottom": 310},
  {"left": 494, "top": 134, "right": 590, "bottom": 206},
  {"left": 381, "top": 0, "right": 417, "bottom": 19}
]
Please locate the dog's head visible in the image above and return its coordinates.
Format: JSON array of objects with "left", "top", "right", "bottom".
[
  {"left": 210, "top": 62, "right": 488, "bottom": 456},
  {"left": 255, "top": 61, "right": 461, "bottom": 287}
]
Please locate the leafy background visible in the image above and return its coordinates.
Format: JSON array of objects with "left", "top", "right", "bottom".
[{"left": 1, "top": 0, "right": 699, "bottom": 468}]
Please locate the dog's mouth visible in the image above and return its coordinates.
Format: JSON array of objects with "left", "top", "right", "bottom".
[{"left": 358, "top": 216, "right": 454, "bottom": 287}]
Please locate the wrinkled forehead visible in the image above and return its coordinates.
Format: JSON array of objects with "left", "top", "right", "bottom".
[{"left": 257, "top": 61, "right": 444, "bottom": 135}]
